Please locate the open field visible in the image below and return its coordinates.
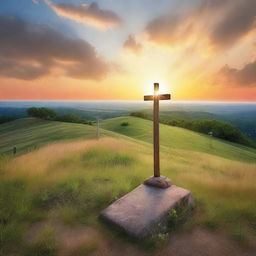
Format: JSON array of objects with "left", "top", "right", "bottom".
[
  {"left": 0, "top": 118, "right": 113, "bottom": 156},
  {"left": 0, "top": 118, "right": 256, "bottom": 255}
]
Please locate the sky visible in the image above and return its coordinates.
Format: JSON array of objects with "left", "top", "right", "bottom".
[{"left": 0, "top": 0, "right": 255, "bottom": 101}]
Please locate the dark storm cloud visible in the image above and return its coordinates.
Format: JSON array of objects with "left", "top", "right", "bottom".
[
  {"left": 218, "top": 61, "right": 256, "bottom": 86},
  {"left": 145, "top": 0, "right": 256, "bottom": 50},
  {"left": 123, "top": 34, "right": 142, "bottom": 54},
  {"left": 0, "top": 15, "right": 109, "bottom": 80},
  {"left": 45, "top": 0, "right": 122, "bottom": 29}
]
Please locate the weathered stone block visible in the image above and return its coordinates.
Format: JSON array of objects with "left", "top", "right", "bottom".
[{"left": 100, "top": 184, "right": 193, "bottom": 239}]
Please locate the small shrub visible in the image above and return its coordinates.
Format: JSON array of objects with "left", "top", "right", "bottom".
[
  {"left": 168, "top": 203, "right": 191, "bottom": 230},
  {"left": 120, "top": 122, "right": 129, "bottom": 127},
  {"left": 157, "top": 233, "right": 169, "bottom": 241},
  {"left": 148, "top": 232, "right": 169, "bottom": 249},
  {"left": 168, "top": 209, "right": 178, "bottom": 229}
]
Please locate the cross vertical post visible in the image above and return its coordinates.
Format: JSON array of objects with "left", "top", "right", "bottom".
[
  {"left": 153, "top": 83, "right": 160, "bottom": 177},
  {"left": 144, "top": 83, "right": 171, "bottom": 186}
]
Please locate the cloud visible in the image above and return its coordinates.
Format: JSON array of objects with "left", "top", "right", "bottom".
[
  {"left": 210, "top": 1, "right": 256, "bottom": 48},
  {"left": 217, "top": 60, "right": 256, "bottom": 86},
  {"left": 145, "top": 0, "right": 256, "bottom": 51},
  {"left": 32, "top": 0, "right": 39, "bottom": 4},
  {"left": 0, "top": 59, "right": 49, "bottom": 80},
  {"left": 123, "top": 34, "right": 142, "bottom": 54},
  {"left": 45, "top": 0, "right": 122, "bottom": 29},
  {"left": 0, "top": 15, "right": 109, "bottom": 80}
]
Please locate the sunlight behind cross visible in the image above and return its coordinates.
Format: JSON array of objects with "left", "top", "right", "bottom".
[{"left": 143, "top": 79, "right": 169, "bottom": 96}]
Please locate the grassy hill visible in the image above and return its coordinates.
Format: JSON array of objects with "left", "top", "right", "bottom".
[
  {"left": 102, "top": 116, "right": 256, "bottom": 163},
  {"left": 0, "top": 118, "right": 114, "bottom": 156},
  {"left": 0, "top": 118, "right": 256, "bottom": 255}
]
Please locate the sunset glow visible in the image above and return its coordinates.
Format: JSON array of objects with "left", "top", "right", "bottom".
[{"left": 0, "top": 0, "right": 255, "bottom": 101}]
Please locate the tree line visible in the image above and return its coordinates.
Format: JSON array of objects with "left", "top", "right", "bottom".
[
  {"left": 27, "top": 107, "right": 92, "bottom": 125},
  {"left": 130, "top": 112, "right": 255, "bottom": 148}
]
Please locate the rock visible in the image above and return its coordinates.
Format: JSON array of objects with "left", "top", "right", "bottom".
[
  {"left": 100, "top": 184, "right": 194, "bottom": 239},
  {"left": 144, "top": 176, "right": 172, "bottom": 188}
]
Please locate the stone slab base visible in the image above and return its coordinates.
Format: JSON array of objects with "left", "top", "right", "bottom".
[
  {"left": 144, "top": 176, "right": 172, "bottom": 188},
  {"left": 100, "top": 184, "right": 193, "bottom": 239}
]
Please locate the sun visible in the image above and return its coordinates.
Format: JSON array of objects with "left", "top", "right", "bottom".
[{"left": 143, "top": 79, "right": 169, "bottom": 95}]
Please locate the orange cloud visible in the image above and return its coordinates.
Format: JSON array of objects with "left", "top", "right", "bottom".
[{"left": 45, "top": 0, "right": 122, "bottom": 29}]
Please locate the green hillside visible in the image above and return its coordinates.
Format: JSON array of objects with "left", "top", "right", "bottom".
[
  {"left": 102, "top": 116, "right": 256, "bottom": 163},
  {"left": 0, "top": 118, "right": 113, "bottom": 155},
  {"left": 0, "top": 117, "right": 256, "bottom": 255},
  {"left": 2, "top": 117, "right": 256, "bottom": 162}
]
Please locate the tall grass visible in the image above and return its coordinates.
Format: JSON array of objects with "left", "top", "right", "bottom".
[{"left": 0, "top": 136, "right": 255, "bottom": 254}]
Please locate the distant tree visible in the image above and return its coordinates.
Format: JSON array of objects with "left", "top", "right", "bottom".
[
  {"left": 190, "top": 120, "right": 247, "bottom": 144},
  {"left": 27, "top": 107, "right": 57, "bottom": 120},
  {"left": 130, "top": 112, "right": 149, "bottom": 119},
  {"left": 26, "top": 107, "right": 93, "bottom": 125},
  {"left": 163, "top": 118, "right": 253, "bottom": 147},
  {"left": 55, "top": 114, "right": 88, "bottom": 124}
]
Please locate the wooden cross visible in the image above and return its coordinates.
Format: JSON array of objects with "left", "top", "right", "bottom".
[{"left": 144, "top": 83, "right": 171, "bottom": 177}]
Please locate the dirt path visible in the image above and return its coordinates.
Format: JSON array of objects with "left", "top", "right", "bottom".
[
  {"left": 91, "top": 229, "right": 255, "bottom": 256},
  {"left": 26, "top": 220, "right": 256, "bottom": 256}
]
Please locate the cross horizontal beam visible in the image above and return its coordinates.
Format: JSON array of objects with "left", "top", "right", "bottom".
[{"left": 144, "top": 94, "right": 171, "bottom": 101}]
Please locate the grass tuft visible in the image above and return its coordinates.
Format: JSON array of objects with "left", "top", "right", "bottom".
[{"left": 80, "top": 148, "right": 135, "bottom": 167}]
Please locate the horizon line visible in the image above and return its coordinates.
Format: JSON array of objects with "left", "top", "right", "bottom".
[{"left": 0, "top": 100, "right": 256, "bottom": 104}]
